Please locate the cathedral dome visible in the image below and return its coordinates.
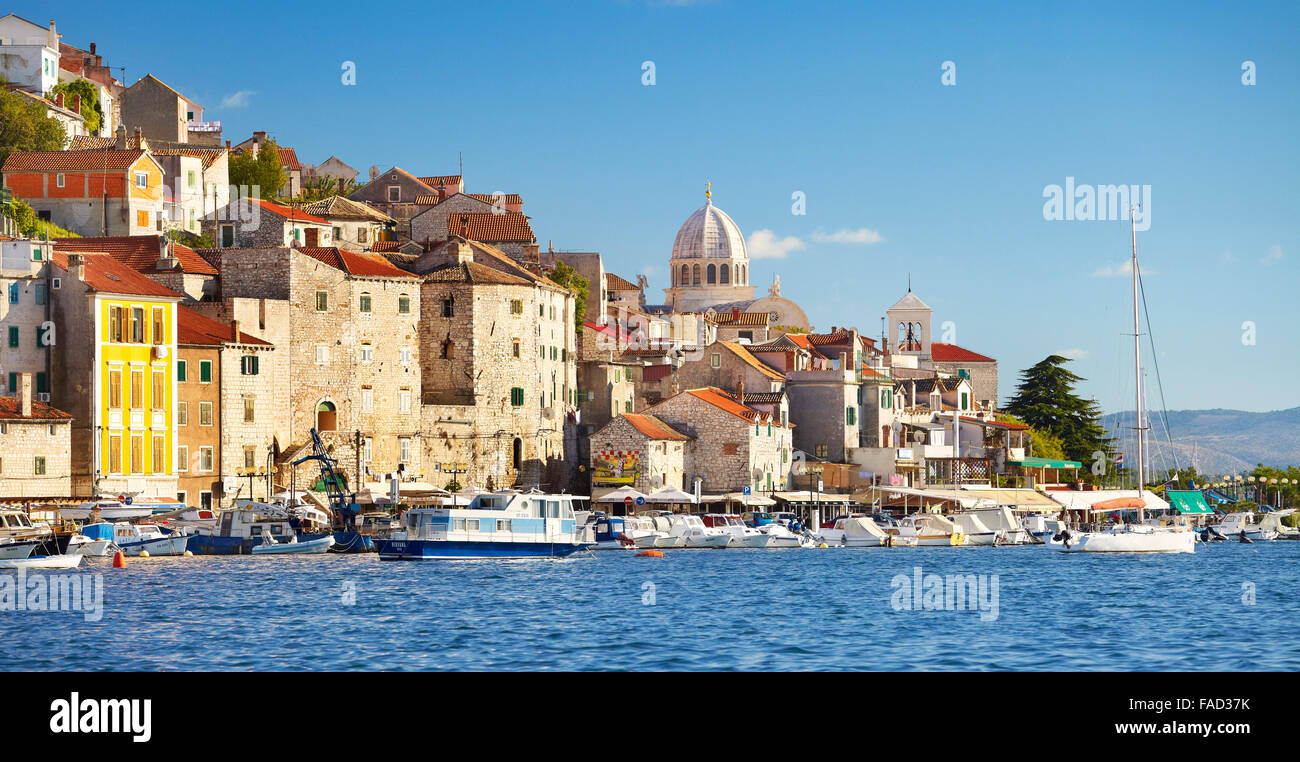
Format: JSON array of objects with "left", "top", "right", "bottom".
[{"left": 669, "top": 195, "right": 747, "bottom": 262}]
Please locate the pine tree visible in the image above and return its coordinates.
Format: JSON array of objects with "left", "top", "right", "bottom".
[
  {"left": 229, "top": 139, "right": 287, "bottom": 198},
  {"left": 1004, "top": 355, "right": 1113, "bottom": 469}
]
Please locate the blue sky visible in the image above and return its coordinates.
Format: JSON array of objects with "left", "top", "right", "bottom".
[{"left": 43, "top": 0, "right": 1300, "bottom": 413}]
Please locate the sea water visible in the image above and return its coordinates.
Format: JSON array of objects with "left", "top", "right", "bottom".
[{"left": 2, "top": 542, "right": 1297, "bottom": 671}]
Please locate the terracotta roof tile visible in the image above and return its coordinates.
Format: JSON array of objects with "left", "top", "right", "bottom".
[
  {"left": 719, "top": 341, "right": 786, "bottom": 381},
  {"left": 0, "top": 396, "right": 73, "bottom": 421},
  {"left": 177, "top": 305, "right": 271, "bottom": 346},
  {"left": 291, "top": 195, "right": 393, "bottom": 222},
  {"left": 424, "top": 261, "right": 533, "bottom": 286},
  {"left": 605, "top": 272, "right": 640, "bottom": 291},
  {"left": 465, "top": 192, "right": 522, "bottom": 206},
  {"left": 417, "top": 175, "right": 461, "bottom": 188},
  {"left": 253, "top": 199, "right": 329, "bottom": 225},
  {"left": 622, "top": 413, "right": 691, "bottom": 441},
  {"left": 677, "top": 387, "right": 787, "bottom": 426},
  {"left": 49, "top": 250, "right": 184, "bottom": 299},
  {"left": 297, "top": 247, "right": 415, "bottom": 279},
  {"left": 446, "top": 212, "right": 534, "bottom": 242},
  {"left": 2, "top": 149, "right": 146, "bottom": 172},
  {"left": 931, "top": 342, "right": 996, "bottom": 363},
  {"left": 53, "top": 236, "right": 217, "bottom": 276}
]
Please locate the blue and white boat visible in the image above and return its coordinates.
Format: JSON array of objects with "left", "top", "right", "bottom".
[
  {"left": 376, "top": 490, "right": 593, "bottom": 560},
  {"left": 81, "top": 522, "right": 191, "bottom": 556}
]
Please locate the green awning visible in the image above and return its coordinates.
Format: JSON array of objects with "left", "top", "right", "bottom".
[
  {"left": 1008, "top": 457, "right": 1083, "bottom": 469},
  {"left": 1166, "top": 490, "right": 1214, "bottom": 515}
]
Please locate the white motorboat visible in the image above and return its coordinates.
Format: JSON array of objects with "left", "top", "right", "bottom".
[
  {"left": 1260, "top": 510, "right": 1298, "bottom": 540},
  {"left": 60, "top": 500, "right": 153, "bottom": 521},
  {"left": 950, "top": 512, "right": 999, "bottom": 546},
  {"left": 702, "top": 514, "right": 776, "bottom": 547},
  {"left": 893, "top": 514, "right": 967, "bottom": 546},
  {"left": 0, "top": 538, "right": 38, "bottom": 560},
  {"left": 81, "top": 522, "right": 192, "bottom": 556},
  {"left": 954, "top": 507, "right": 1036, "bottom": 545},
  {"left": 666, "top": 514, "right": 732, "bottom": 548},
  {"left": 0, "top": 553, "right": 84, "bottom": 569},
  {"left": 250, "top": 528, "right": 335, "bottom": 555},
  {"left": 590, "top": 515, "right": 655, "bottom": 550},
  {"left": 840, "top": 516, "right": 918, "bottom": 547},
  {"left": 639, "top": 514, "right": 687, "bottom": 548},
  {"left": 67, "top": 534, "right": 114, "bottom": 557},
  {"left": 1210, "top": 511, "right": 1276, "bottom": 542},
  {"left": 758, "top": 522, "right": 812, "bottom": 548},
  {"left": 1022, "top": 513, "right": 1069, "bottom": 544}
]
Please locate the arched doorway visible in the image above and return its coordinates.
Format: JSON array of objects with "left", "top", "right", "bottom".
[
  {"left": 512, "top": 437, "right": 522, "bottom": 470},
  {"left": 316, "top": 401, "right": 337, "bottom": 431}
]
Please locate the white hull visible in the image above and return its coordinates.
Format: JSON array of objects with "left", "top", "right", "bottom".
[
  {"left": 251, "top": 536, "right": 335, "bottom": 555},
  {"left": 0, "top": 542, "right": 37, "bottom": 560},
  {"left": 1059, "top": 527, "right": 1195, "bottom": 553},
  {"left": 73, "top": 539, "right": 114, "bottom": 557},
  {"left": 121, "top": 535, "right": 192, "bottom": 556},
  {"left": 592, "top": 539, "right": 637, "bottom": 550},
  {"left": 963, "top": 532, "right": 998, "bottom": 546},
  {"left": 728, "top": 533, "right": 776, "bottom": 548},
  {"left": 653, "top": 535, "right": 686, "bottom": 548},
  {"left": 0, "top": 554, "right": 84, "bottom": 569},
  {"left": 685, "top": 534, "right": 732, "bottom": 548}
]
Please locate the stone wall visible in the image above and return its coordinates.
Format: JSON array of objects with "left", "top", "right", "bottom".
[
  {"left": 0, "top": 418, "right": 72, "bottom": 497},
  {"left": 931, "top": 360, "right": 999, "bottom": 407},
  {"left": 588, "top": 415, "right": 687, "bottom": 494}
]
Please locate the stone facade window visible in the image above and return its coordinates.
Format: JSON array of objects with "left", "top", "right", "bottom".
[
  {"left": 361, "top": 387, "right": 373, "bottom": 411},
  {"left": 440, "top": 339, "right": 454, "bottom": 359},
  {"left": 316, "top": 402, "right": 337, "bottom": 431},
  {"left": 315, "top": 345, "right": 329, "bottom": 363},
  {"left": 177, "top": 445, "right": 188, "bottom": 471},
  {"left": 399, "top": 437, "right": 411, "bottom": 463},
  {"left": 360, "top": 343, "right": 373, "bottom": 363},
  {"left": 178, "top": 401, "right": 188, "bottom": 426},
  {"left": 512, "top": 340, "right": 520, "bottom": 358},
  {"left": 442, "top": 295, "right": 454, "bottom": 317},
  {"left": 200, "top": 446, "right": 214, "bottom": 471},
  {"left": 359, "top": 293, "right": 372, "bottom": 313},
  {"left": 510, "top": 299, "right": 523, "bottom": 315},
  {"left": 399, "top": 347, "right": 411, "bottom": 365},
  {"left": 398, "top": 294, "right": 410, "bottom": 314},
  {"left": 244, "top": 398, "right": 255, "bottom": 423},
  {"left": 315, "top": 291, "right": 328, "bottom": 312},
  {"left": 34, "top": 456, "right": 45, "bottom": 476},
  {"left": 399, "top": 389, "right": 411, "bottom": 413},
  {"left": 240, "top": 355, "right": 260, "bottom": 375},
  {"left": 510, "top": 387, "right": 524, "bottom": 407},
  {"left": 199, "top": 401, "right": 213, "bottom": 426}
]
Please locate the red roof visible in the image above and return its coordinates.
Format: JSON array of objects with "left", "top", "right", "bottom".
[
  {"left": 254, "top": 199, "right": 329, "bottom": 225},
  {"left": 931, "top": 343, "right": 996, "bottom": 363},
  {"left": 50, "top": 250, "right": 184, "bottom": 299},
  {"left": 2, "top": 149, "right": 147, "bottom": 172},
  {"left": 605, "top": 272, "right": 640, "bottom": 291},
  {"left": 0, "top": 396, "right": 73, "bottom": 421},
  {"left": 54, "top": 236, "right": 217, "bottom": 276},
  {"left": 622, "top": 413, "right": 690, "bottom": 441},
  {"left": 678, "top": 387, "right": 784, "bottom": 426},
  {"left": 176, "top": 305, "right": 271, "bottom": 347},
  {"left": 297, "top": 247, "right": 415, "bottom": 278},
  {"left": 446, "top": 212, "right": 535, "bottom": 241}
]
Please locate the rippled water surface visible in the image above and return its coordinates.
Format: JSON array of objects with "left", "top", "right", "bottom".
[{"left": 3, "top": 542, "right": 1298, "bottom": 670}]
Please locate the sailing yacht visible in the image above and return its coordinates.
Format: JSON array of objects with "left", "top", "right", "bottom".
[{"left": 1059, "top": 210, "right": 1194, "bottom": 554}]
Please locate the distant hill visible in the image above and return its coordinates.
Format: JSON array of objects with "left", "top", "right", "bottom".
[{"left": 1101, "top": 407, "right": 1300, "bottom": 476}]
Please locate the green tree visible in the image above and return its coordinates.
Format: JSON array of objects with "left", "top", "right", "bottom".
[
  {"left": 297, "top": 174, "right": 359, "bottom": 202},
  {"left": 1004, "top": 355, "right": 1114, "bottom": 473},
  {"left": 0, "top": 80, "right": 67, "bottom": 165},
  {"left": 47, "top": 79, "right": 103, "bottom": 135},
  {"left": 546, "top": 261, "right": 589, "bottom": 330},
  {"left": 228, "top": 139, "right": 287, "bottom": 198}
]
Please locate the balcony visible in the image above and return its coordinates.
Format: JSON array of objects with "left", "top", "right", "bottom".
[
  {"left": 187, "top": 120, "right": 222, "bottom": 132},
  {"left": 129, "top": 410, "right": 144, "bottom": 429},
  {"left": 152, "top": 410, "right": 165, "bottom": 429}
]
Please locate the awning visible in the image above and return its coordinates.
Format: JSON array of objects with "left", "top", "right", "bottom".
[
  {"left": 720, "top": 492, "right": 776, "bottom": 507},
  {"left": 1165, "top": 490, "right": 1214, "bottom": 515},
  {"left": 1047, "top": 489, "right": 1170, "bottom": 513},
  {"left": 957, "top": 487, "right": 1062, "bottom": 511},
  {"left": 1008, "top": 457, "right": 1082, "bottom": 469}
]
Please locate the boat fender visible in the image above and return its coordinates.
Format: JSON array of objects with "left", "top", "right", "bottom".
[
  {"left": 183, "top": 550, "right": 193, "bottom": 556},
  {"left": 138, "top": 550, "right": 150, "bottom": 558},
  {"left": 112, "top": 551, "right": 126, "bottom": 568}
]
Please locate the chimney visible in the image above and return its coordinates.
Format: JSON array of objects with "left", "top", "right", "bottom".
[
  {"left": 67, "top": 253, "right": 87, "bottom": 282},
  {"left": 114, "top": 123, "right": 127, "bottom": 149},
  {"left": 737, "top": 379, "right": 745, "bottom": 406},
  {"left": 48, "top": 20, "right": 57, "bottom": 49},
  {"left": 436, "top": 181, "right": 447, "bottom": 202},
  {"left": 72, "top": 94, "right": 81, "bottom": 116},
  {"left": 133, "top": 127, "right": 142, "bottom": 148},
  {"left": 253, "top": 130, "right": 267, "bottom": 145},
  {"left": 522, "top": 243, "right": 539, "bottom": 265},
  {"left": 458, "top": 215, "right": 469, "bottom": 238},
  {"left": 89, "top": 42, "right": 96, "bottom": 55},
  {"left": 225, "top": 139, "right": 231, "bottom": 150},
  {"left": 369, "top": 166, "right": 379, "bottom": 181},
  {"left": 453, "top": 238, "right": 473, "bottom": 265},
  {"left": 838, "top": 351, "right": 848, "bottom": 372},
  {"left": 231, "top": 319, "right": 241, "bottom": 343},
  {"left": 156, "top": 237, "right": 178, "bottom": 270},
  {"left": 54, "top": 92, "right": 64, "bottom": 108},
  {"left": 18, "top": 373, "right": 32, "bottom": 417}
]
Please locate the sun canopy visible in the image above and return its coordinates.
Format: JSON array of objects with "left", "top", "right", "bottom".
[
  {"left": 646, "top": 487, "right": 696, "bottom": 504},
  {"left": 1008, "top": 457, "right": 1083, "bottom": 469},
  {"left": 595, "top": 486, "right": 649, "bottom": 504},
  {"left": 1165, "top": 490, "right": 1214, "bottom": 515},
  {"left": 1047, "top": 489, "right": 1171, "bottom": 513},
  {"left": 957, "top": 487, "right": 1061, "bottom": 511}
]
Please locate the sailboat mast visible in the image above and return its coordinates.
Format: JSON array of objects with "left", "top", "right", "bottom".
[{"left": 1130, "top": 206, "right": 1145, "bottom": 522}]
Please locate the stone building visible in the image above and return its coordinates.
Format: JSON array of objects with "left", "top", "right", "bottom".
[
  {"left": 400, "top": 236, "right": 578, "bottom": 492},
  {"left": 175, "top": 306, "right": 277, "bottom": 508},
  {"left": 410, "top": 193, "right": 531, "bottom": 258},
  {"left": 118, "top": 74, "right": 204, "bottom": 145},
  {"left": 644, "top": 386, "right": 792, "bottom": 495},
  {"left": 785, "top": 354, "right": 861, "bottom": 463},
  {"left": 209, "top": 246, "right": 422, "bottom": 488},
  {"left": 0, "top": 373, "right": 72, "bottom": 498},
  {"left": 588, "top": 412, "right": 690, "bottom": 497},
  {"left": 348, "top": 167, "right": 440, "bottom": 239},
  {"left": 205, "top": 198, "right": 333, "bottom": 249},
  {"left": 289, "top": 196, "right": 394, "bottom": 252},
  {"left": 0, "top": 239, "right": 54, "bottom": 399},
  {"left": 666, "top": 340, "right": 787, "bottom": 402}
]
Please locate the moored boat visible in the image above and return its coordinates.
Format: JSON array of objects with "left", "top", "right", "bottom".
[
  {"left": 81, "top": 522, "right": 192, "bottom": 556},
  {"left": 665, "top": 513, "right": 732, "bottom": 548},
  {"left": 250, "top": 528, "right": 335, "bottom": 555},
  {"left": 0, "top": 553, "right": 84, "bottom": 569},
  {"left": 376, "top": 490, "right": 592, "bottom": 559}
]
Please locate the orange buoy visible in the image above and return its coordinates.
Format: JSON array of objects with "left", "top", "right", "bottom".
[
  {"left": 636, "top": 550, "right": 665, "bottom": 558},
  {"left": 112, "top": 551, "right": 126, "bottom": 568}
]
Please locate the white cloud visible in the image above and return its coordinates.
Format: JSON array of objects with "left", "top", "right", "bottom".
[
  {"left": 1058, "top": 348, "right": 1088, "bottom": 360},
  {"left": 811, "top": 227, "right": 883, "bottom": 245},
  {"left": 1092, "top": 260, "right": 1154, "bottom": 277},
  {"left": 747, "top": 229, "right": 806, "bottom": 260},
  {"left": 1261, "top": 245, "right": 1284, "bottom": 266},
  {"left": 220, "top": 90, "right": 256, "bottom": 109}
]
